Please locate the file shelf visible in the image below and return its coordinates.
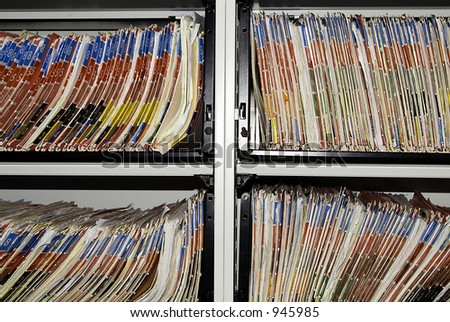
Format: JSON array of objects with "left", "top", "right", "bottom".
[
  {"left": 236, "top": 0, "right": 450, "bottom": 163},
  {"left": 233, "top": 0, "right": 450, "bottom": 302},
  {"left": 4, "top": 0, "right": 450, "bottom": 303},
  {"left": 0, "top": 0, "right": 215, "bottom": 163},
  {"left": 0, "top": 0, "right": 217, "bottom": 302}
]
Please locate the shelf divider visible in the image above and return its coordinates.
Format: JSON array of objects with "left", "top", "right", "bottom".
[
  {"left": 237, "top": 162, "right": 450, "bottom": 178},
  {"left": 0, "top": 163, "right": 213, "bottom": 176}
]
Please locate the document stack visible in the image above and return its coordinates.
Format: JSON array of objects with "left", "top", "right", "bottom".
[
  {"left": 251, "top": 12, "right": 450, "bottom": 152},
  {"left": 0, "top": 191, "right": 205, "bottom": 302},
  {"left": 0, "top": 16, "right": 204, "bottom": 153},
  {"left": 249, "top": 185, "right": 449, "bottom": 301}
]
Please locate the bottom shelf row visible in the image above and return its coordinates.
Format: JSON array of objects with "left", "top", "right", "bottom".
[
  {"left": 0, "top": 190, "right": 214, "bottom": 302},
  {"left": 1, "top": 183, "right": 449, "bottom": 302},
  {"left": 238, "top": 185, "right": 450, "bottom": 303}
]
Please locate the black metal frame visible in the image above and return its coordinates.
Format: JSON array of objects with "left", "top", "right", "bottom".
[
  {"left": 235, "top": 190, "right": 251, "bottom": 302},
  {"left": 202, "top": 2, "right": 215, "bottom": 155},
  {"left": 236, "top": 0, "right": 450, "bottom": 164},
  {"left": 199, "top": 192, "right": 215, "bottom": 301},
  {"left": 0, "top": 1, "right": 215, "bottom": 163},
  {"left": 237, "top": 174, "right": 450, "bottom": 194},
  {"left": 0, "top": 174, "right": 214, "bottom": 190},
  {"left": 237, "top": 1, "right": 251, "bottom": 152}
]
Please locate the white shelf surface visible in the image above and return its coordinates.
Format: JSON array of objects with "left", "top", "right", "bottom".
[
  {"left": 252, "top": 5, "right": 450, "bottom": 17},
  {"left": 0, "top": 10, "right": 203, "bottom": 20},
  {"left": 237, "top": 162, "right": 450, "bottom": 178},
  {"left": 0, "top": 163, "right": 213, "bottom": 176}
]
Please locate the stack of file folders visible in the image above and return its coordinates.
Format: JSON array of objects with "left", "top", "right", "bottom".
[
  {"left": 0, "top": 191, "right": 205, "bottom": 301},
  {"left": 0, "top": 16, "right": 204, "bottom": 153},
  {"left": 249, "top": 185, "right": 449, "bottom": 301},
  {"left": 251, "top": 12, "right": 450, "bottom": 152}
]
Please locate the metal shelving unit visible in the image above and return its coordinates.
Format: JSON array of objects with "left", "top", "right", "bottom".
[
  {"left": 233, "top": 0, "right": 450, "bottom": 302},
  {"left": 236, "top": 0, "right": 450, "bottom": 164},
  {"left": 0, "top": 0, "right": 218, "bottom": 302},
  {"left": 0, "top": 0, "right": 215, "bottom": 164},
  {"left": 5, "top": 0, "right": 450, "bottom": 303}
]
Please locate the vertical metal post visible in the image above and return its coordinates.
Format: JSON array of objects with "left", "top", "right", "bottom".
[
  {"left": 237, "top": 1, "right": 251, "bottom": 151},
  {"left": 203, "top": 1, "right": 215, "bottom": 155},
  {"left": 199, "top": 192, "right": 215, "bottom": 301},
  {"left": 236, "top": 191, "right": 252, "bottom": 301}
]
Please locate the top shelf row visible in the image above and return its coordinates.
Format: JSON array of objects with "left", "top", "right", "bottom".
[
  {"left": 2, "top": 1, "right": 450, "bottom": 167},
  {"left": 0, "top": 2, "right": 215, "bottom": 163}
]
